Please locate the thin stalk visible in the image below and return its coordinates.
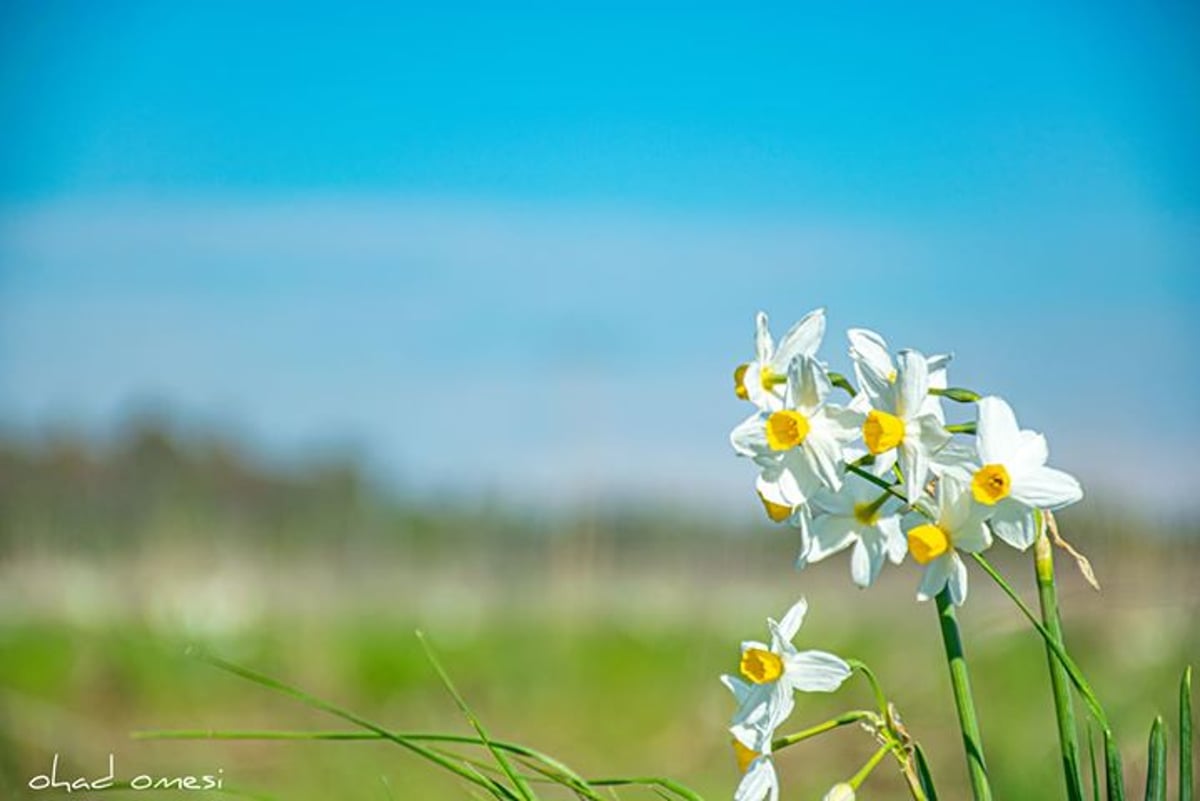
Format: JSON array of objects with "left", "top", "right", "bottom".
[
  {"left": 771, "top": 710, "right": 876, "bottom": 751},
  {"left": 1182, "top": 667, "right": 1194, "bottom": 801},
  {"left": 1034, "top": 527, "right": 1085, "bottom": 801},
  {"left": 934, "top": 588, "right": 992, "bottom": 801},
  {"left": 850, "top": 743, "right": 893, "bottom": 790}
]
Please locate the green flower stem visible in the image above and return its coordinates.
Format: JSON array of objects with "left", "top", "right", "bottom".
[
  {"left": 846, "top": 659, "right": 890, "bottom": 719},
  {"left": 851, "top": 743, "right": 894, "bottom": 790},
  {"left": 935, "top": 588, "right": 993, "bottom": 801},
  {"left": 772, "top": 710, "right": 876, "bottom": 751},
  {"left": 1034, "top": 528, "right": 1086, "bottom": 801}
]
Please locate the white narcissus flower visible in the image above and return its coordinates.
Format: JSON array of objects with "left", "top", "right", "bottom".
[
  {"left": 848, "top": 328, "right": 951, "bottom": 420},
  {"left": 804, "top": 474, "right": 907, "bottom": 587},
  {"left": 906, "top": 475, "right": 992, "bottom": 606},
  {"left": 733, "top": 309, "right": 826, "bottom": 410},
  {"left": 852, "top": 349, "right": 955, "bottom": 500},
  {"left": 731, "top": 356, "right": 861, "bottom": 502},
  {"left": 961, "top": 396, "right": 1084, "bottom": 550},
  {"left": 720, "top": 598, "right": 852, "bottom": 749}
]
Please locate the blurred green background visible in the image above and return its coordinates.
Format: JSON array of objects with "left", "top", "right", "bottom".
[{"left": 1, "top": 420, "right": 1196, "bottom": 799}]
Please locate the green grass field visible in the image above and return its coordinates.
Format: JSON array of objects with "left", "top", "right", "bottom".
[{"left": 2, "top": 540, "right": 1196, "bottom": 800}]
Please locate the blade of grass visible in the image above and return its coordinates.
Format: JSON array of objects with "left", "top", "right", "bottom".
[
  {"left": 1182, "top": 667, "right": 1193, "bottom": 801},
  {"left": 187, "top": 649, "right": 515, "bottom": 798},
  {"left": 1104, "top": 729, "right": 1127, "bottom": 801},
  {"left": 913, "top": 742, "right": 939, "bottom": 801},
  {"left": 1088, "top": 724, "right": 1101, "bottom": 801},
  {"left": 1145, "top": 717, "right": 1166, "bottom": 801},
  {"left": 417, "top": 630, "right": 536, "bottom": 801}
]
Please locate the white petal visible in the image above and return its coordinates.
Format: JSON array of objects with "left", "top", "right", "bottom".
[
  {"left": 976, "top": 396, "right": 1021, "bottom": 465},
  {"left": 808, "top": 514, "right": 858, "bottom": 561},
  {"left": 850, "top": 535, "right": 887, "bottom": 588},
  {"left": 988, "top": 498, "right": 1039, "bottom": 550},
  {"left": 939, "top": 474, "right": 973, "bottom": 529},
  {"left": 953, "top": 517, "right": 993, "bottom": 554},
  {"left": 1009, "top": 430, "right": 1049, "bottom": 472},
  {"left": 776, "top": 598, "right": 808, "bottom": 642},
  {"left": 878, "top": 514, "right": 908, "bottom": 563},
  {"left": 721, "top": 674, "right": 754, "bottom": 705},
  {"left": 788, "top": 355, "right": 831, "bottom": 414},
  {"left": 901, "top": 440, "right": 930, "bottom": 502},
  {"left": 785, "top": 650, "right": 852, "bottom": 692},
  {"left": 735, "top": 755, "right": 779, "bottom": 801},
  {"left": 731, "top": 413, "right": 770, "bottom": 456},
  {"left": 755, "top": 311, "right": 774, "bottom": 364},
  {"left": 802, "top": 432, "right": 845, "bottom": 492},
  {"left": 1010, "top": 466, "right": 1083, "bottom": 510},
  {"left": 847, "top": 327, "right": 893, "bottom": 379},
  {"left": 771, "top": 308, "right": 826, "bottom": 371},
  {"left": 948, "top": 553, "right": 969, "bottom": 605},
  {"left": 916, "top": 554, "right": 953, "bottom": 601},
  {"left": 895, "top": 349, "right": 930, "bottom": 419}
]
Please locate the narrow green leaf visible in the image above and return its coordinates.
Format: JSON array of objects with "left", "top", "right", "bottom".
[
  {"left": 914, "top": 742, "right": 939, "bottom": 801},
  {"left": 1104, "top": 728, "right": 1127, "bottom": 801},
  {"left": 1144, "top": 716, "right": 1166, "bottom": 801},
  {"left": 1088, "top": 724, "right": 1101, "bottom": 801},
  {"left": 417, "top": 631, "right": 536, "bottom": 801},
  {"left": 1182, "top": 667, "right": 1193, "bottom": 801}
]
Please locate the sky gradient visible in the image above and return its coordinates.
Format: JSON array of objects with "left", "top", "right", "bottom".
[{"left": 2, "top": 2, "right": 1198, "bottom": 515}]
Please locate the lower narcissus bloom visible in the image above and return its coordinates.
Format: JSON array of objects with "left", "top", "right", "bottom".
[
  {"left": 804, "top": 474, "right": 907, "bottom": 587},
  {"left": 728, "top": 726, "right": 780, "bottom": 801},
  {"left": 956, "top": 396, "right": 1084, "bottom": 550},
  {"left": 733, "top": 309, "right": 826, "bottom": 411},
  {"left": 731, "top": 355, "right": 861, "bottom": 505},
  {"left": 720, "top": 598, "right": 852, "bottom": 749},
  {"left": 906, "top": 475, "right": 992, "bottom": 605}
]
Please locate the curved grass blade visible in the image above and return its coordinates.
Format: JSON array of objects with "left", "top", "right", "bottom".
[
  {"left": 1088, "top": 724, "right": 1101, "bottom": 801},
  {"left": 1183, "top": 667, "right": 1193, "bottom": 801},
  {"left": 187, "top": 649, "right": 514, "bottom": 798},
  {"left": 1144, "top": 716, "right": 1165, "bottom": 801},
  {"left": 417, "top": 630, "right": 535, "bottom": 801}
]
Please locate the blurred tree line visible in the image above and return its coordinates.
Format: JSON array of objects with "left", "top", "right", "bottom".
[{"left": 1, "top": 414, "right": 1195, "bottom": 563}]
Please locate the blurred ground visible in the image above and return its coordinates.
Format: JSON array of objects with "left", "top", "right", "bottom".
[{"left": 1, "top": 423, "right": 1197, "bottom": 799}]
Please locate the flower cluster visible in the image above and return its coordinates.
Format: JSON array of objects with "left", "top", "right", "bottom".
[
  {"left": 721, "top": 598, "right": 852, "bottom": 801},
  {"left": 730, "top": 309, "right": 1083, "bottom": 605}
]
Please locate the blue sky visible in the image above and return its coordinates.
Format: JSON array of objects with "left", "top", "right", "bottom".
[{"left": 1, "top": 2, "right": 1198, "bottom": 514}]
